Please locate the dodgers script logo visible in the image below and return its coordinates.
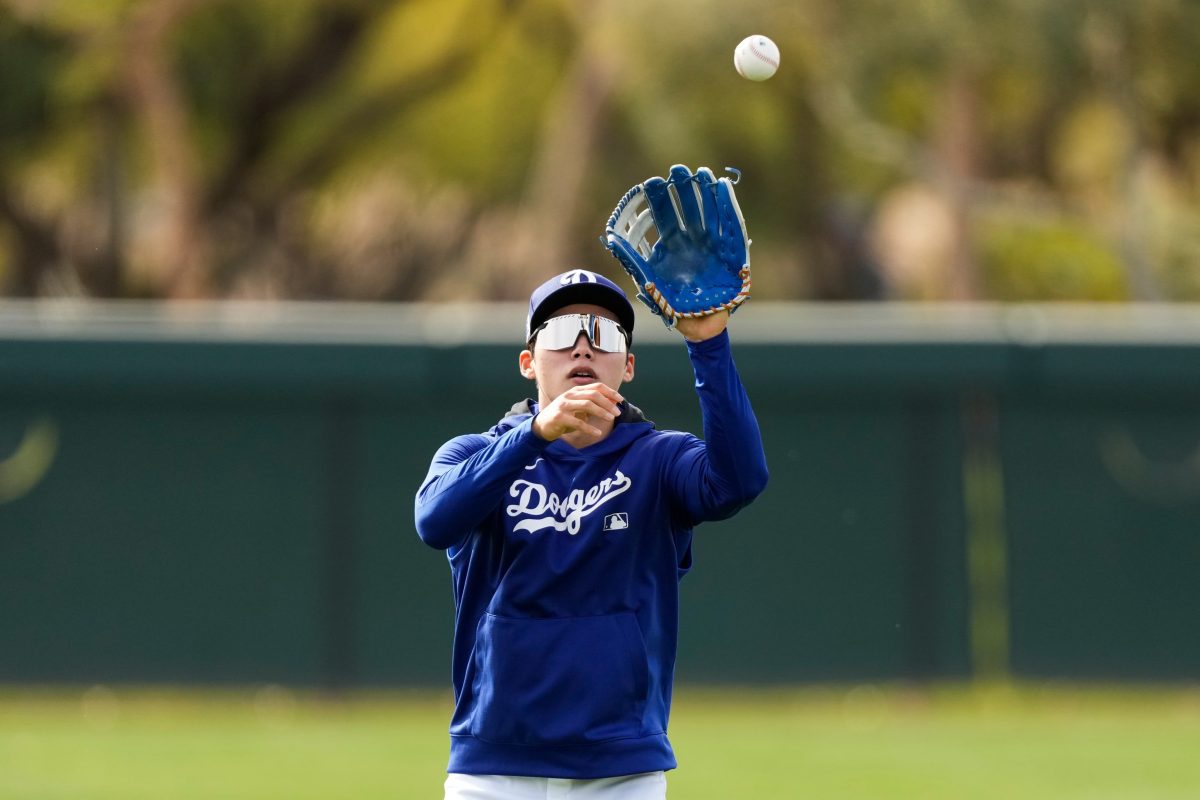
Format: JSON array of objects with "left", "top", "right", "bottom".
[{"left": 507, "top": 470, "right": 632, "bottom": 535}]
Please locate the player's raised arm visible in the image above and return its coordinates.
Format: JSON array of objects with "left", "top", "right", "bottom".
[
  {"left": 603, "top": 164, "right": 768, "bottom": 521},
  {"left": 666, "top": 325, "right": 768, "bottom": 523}
]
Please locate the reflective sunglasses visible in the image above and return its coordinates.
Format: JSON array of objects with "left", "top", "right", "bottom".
[{"left": 529, "top": 314, "right": 630, "bottom": 354}]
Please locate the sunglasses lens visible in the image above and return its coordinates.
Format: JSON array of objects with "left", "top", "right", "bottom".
[{"left": 533, "top": 315, "right": 627, "bottom": 353}]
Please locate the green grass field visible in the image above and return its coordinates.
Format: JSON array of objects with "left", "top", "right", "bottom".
[{"left": 2, "top": 683, "right": 1199, "bottom": 799}]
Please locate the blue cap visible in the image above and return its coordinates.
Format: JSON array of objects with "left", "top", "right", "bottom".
[{"left": 526, "top": 269, "right": 636, "bottom": 343}]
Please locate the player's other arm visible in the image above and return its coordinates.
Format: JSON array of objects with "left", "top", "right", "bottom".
[
  {"left": 666, "top": 327, "right": 769, "bottom": 522},
  {"left": 414, "top": 419, "right": 550, "bottom": 550}
]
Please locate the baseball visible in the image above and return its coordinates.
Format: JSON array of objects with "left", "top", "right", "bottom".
[{"left": 734, "top": 35, "right": 780, "bottom": 81}]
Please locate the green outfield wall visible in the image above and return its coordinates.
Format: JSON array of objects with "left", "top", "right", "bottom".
[{"left": 2, "top": 302, "right": 1199, "bottom": 687}]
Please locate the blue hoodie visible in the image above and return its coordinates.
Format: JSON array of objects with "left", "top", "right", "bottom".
[{"left": 415, "top": 331, "right": 768, "bottom": 779}]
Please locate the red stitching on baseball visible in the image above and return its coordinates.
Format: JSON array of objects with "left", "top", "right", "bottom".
[{"left": 748, "top": 42, "right": 778, "bottom": 69}]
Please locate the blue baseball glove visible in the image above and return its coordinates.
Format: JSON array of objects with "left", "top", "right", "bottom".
[{"left": 604, "top": 164, "right": 751, "bottom": 328}]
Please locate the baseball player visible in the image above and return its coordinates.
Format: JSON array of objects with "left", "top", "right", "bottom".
[{"left": 415, "top": 167, "right": 768, "bottom": 799}]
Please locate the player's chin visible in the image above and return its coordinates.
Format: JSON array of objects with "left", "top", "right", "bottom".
[{"left": 547, "top": 380, "right": 578, "bottom": 401}]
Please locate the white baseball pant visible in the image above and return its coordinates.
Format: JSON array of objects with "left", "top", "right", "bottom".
[{"left": 444, "top": 771, "right": 667, "bottom": 799}]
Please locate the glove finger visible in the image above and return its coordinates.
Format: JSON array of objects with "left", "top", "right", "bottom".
[
  {"left": 642, "top": 176, "right": 683, "bottom": 241},
  {"left": 606, "top": 235, "right": 652, "bottom": 286},
  {"left": 716, "top": 177, "right": 750, "bottom": 259},
  {"left": 692, "top": 167, "right": 721, "bottom": 237},
  {"left": 667, "top": 164, "right": 706, "bottom": 235}
]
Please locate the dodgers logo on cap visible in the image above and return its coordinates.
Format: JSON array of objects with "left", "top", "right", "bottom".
[{"left": 560, "top": 269, "right": 598, "bottom": 285}]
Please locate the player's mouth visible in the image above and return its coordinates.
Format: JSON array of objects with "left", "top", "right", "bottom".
[{"left": 568, "top": 367, "right": 596, "bottom": 384}]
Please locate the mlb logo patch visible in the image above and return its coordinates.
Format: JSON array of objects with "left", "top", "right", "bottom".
[{"left": 603, "top": 513, "right": 629, "bottom": 531}]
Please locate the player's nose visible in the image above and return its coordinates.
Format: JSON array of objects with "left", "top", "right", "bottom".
[{"left": 570, "top": 332, "right": 594, "bottom": 358}]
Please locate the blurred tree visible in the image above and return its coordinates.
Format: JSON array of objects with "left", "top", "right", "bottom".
[
  {"left": 979, "top": 216, "right": 1128, "bottom": 301},
  {"left": 801, "top": 0, "right": 1200, "bottom": 301},
  {"left": 0, "top": 5, "right": 73, "bottom": 295},
  {"left": 0, "top": 0, "right": 531, "bottom": 299},
  {"left": 1, "top": 0, "right": 1199, "bottom": 301}
]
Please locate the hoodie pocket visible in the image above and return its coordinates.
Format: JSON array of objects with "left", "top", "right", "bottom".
[{"left": 470, "top": 611, "right": 650, "bottom": 746}]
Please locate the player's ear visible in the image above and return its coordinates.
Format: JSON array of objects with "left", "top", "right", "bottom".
[
  {"left": 518, "top": 349, "right": 537, "bottom": 381},
  {"left": 623, "top": 353, "right": 635, "bottom": 383}
]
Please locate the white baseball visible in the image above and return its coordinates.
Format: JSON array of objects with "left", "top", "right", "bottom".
[{"left": 734, "top": 35, "right": 780, "bottom": 82}]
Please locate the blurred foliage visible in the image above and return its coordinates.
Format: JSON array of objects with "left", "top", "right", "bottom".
[
  {"left": 0, "top": 0, "right": 1199, "bottom": 301},
  {"left": 979, "top": 216, "right": 1128, "bottom": 301}
]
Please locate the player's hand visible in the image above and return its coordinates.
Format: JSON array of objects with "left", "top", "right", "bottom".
[
  {"left": 675, "top": 310, "right": 730, "bottom": 342},
  {"left": 531, "top": 383, "right": 624, "bottom": 441}
]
